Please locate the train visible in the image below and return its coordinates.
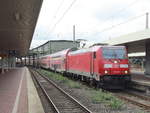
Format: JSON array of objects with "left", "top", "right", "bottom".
[{"left": 26, "top": 45, "right": 131, "bottom": 89}]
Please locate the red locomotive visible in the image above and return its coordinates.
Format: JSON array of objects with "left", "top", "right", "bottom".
[{"left": 38, "top": 45, "right": 131, "bottom": 89}]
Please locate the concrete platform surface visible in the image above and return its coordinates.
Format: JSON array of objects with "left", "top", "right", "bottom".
[{"left": 0, "top": 67, "right": 45, "bottom": 113}]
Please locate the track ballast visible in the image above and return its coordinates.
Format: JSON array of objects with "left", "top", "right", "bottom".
[{"left": 31, "top": 69, "right": 92, "bottom": 113}]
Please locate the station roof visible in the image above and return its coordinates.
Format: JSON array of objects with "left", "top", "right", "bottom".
[
  {"left": 104, "top": 29, "right": 150, "bottom": 53},
  {"left": 128, "top": 52, "right": 145, "bottom": 57},
  {"left": 105, "top": 29, "right": 150, "bottom": 45},
  {"left": 0, "top": 0, "right": 43, "bottom": 56},
  {"left": 32, "top": 40, "right": 80, "bottom": 50}
]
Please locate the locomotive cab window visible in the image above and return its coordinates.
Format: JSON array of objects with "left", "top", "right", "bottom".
[{"left": 102, "top": 48, "right": 127, "bottom": 59}]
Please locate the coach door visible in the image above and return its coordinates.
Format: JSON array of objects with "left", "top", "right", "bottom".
[{"left": 91, "top": 52, "right": 96, "bottom": 75}]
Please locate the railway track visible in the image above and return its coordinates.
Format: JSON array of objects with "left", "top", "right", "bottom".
[
  {"left": 31, "top": 68, "right": 150, "bottom": 111},
  {"left": 113, "top": 90, "right": 150, "bottom": 110},
  {"left": 30, "top": 69, "right": 92, "bottom": 113},
  {"left": 124, "top": 89, "right": 150, "bottom": 101}
]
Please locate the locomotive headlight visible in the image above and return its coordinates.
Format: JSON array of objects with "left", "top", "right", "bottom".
[
  {"left": 114, "top": 61, "right": 117, "bottom": 63},
  {"left": 104, "top": 64, "right": 112, "bottom": 68},
  {"left": 104, "top": 70, "right": 108, "bottom": 74},
  {"left": 124, "top": 70, "right": 128, "bottom": 74}
]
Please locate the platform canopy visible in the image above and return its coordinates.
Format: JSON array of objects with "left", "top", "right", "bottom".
[
  {"left": 0, "top": 0, "right": 43, "bottom": 56},
  {"left": 104, "top": 29, "right": 150, "bottom": 53}
]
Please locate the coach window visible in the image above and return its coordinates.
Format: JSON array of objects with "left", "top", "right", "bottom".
[{"left": 93, "top": 52, "right": 96, "bottom": 59}]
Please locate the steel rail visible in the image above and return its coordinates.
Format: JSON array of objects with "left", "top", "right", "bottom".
[
  {"left": 114, "top": 93, "right": 150, "bottom": 110},
  {"left": 34, "top": 68, "right": 150, "bottom": 111},
  {"left": 33, "top": 69, "right": 92, "bottom": 113},
  {"left": 30, "top": 69, "right": 60, "bottom": 113},
  {"left": 124, "top": 90, "right": 150, "bottom": 101}
]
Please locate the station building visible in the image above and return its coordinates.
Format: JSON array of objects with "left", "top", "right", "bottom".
[
  {"left": 30, "top": 40, "right": 80, "bottom": 56},
  {"left": 23, "top": 40, "right": 80, "bottom": 66}
]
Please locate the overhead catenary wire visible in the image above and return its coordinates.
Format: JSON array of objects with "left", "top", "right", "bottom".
[
  {"left": 104, "top": 0, "right": 140, "bottom": 23},
  {"left": 53, "top": 0, "right": 65, "bottom": 19},
  {"left": 50, "top": 0, "right": 77, "bottom": 32},
  {"left": 44, "top": 0, "right": 65, "bottom": 39},
  {"left": 74, "top": 14, "right": 146, "bottom": 40},
  {"left": 74, "top": 0, "right": 141, "bottom": 40},
  {"left": 42, "top": 0, "right": 144, "bottom": 40},
  {"left": 49, "top": 0, "right": 140, "bottom": 37},
  {"left": 48, "top": 0, "right": 65, "bottom": 26},
  {"left": 99, "top": 13, "right": 146, "bottom": 34},
  {"left": 97, "top": 0, "right": 143, "bottom": 34}
]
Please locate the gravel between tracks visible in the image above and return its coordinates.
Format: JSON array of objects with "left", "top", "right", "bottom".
[{"left": 39, "top": 69, "right": 150, "bottom": 113}]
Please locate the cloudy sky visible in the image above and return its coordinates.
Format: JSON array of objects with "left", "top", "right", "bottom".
[{"left": 31, "top": 0, "right": 150, "bottom": 49}]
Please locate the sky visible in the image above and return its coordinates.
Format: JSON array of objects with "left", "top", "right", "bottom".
[{"left": 31, "top": 0, "right": 150, "bottom": 49}]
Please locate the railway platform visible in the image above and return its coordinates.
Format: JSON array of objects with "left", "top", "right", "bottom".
[
  {"left": 131, "top": 70, "right": 150, "bottom": 94},
  {"left": 0, "top": 67, "right": 44, "bottom": 113}
]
